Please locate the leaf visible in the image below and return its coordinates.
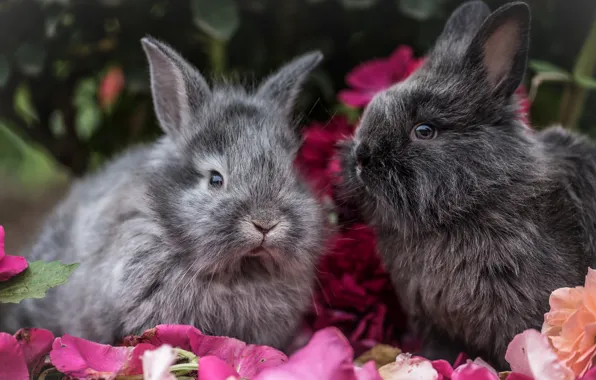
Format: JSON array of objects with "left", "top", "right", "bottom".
[
  {"left": 13, "top": 83, "right": 39, "bottom": 125},
  {"left": 190, "top": 0, "right": 240, "bottom": 42},
  {"left": 76, "top": 103, "right": 102, "bottom": 141},
  {"left": 572, "top": 15, "right": 596, "bottom": 91},
  {"left": 528, "top": 60, "right": 571, "bottom": 76},
  {"left": 0, "top": 260, "right": 79, "bottom": 304},
  {"left": 0, "top": 55, "right": 10, "bottom": 88},
  {"left": 340, "top": 0, "right": 379, "bottom": 10},
  {"left": 14, "top": 43, "right": 47, "bottom": 76},
  {"left": 398, "top": 0, "right": 444, "bottom": 21}
]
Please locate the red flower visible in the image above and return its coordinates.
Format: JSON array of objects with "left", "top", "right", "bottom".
[
  {"left": 98, "top": 66, "right": 125, "bottom": 110},
  {"left": 301, "top": 224, "right": 407, "bottom": 356},
  {"left": 338, "top": 46, "right": 424, "bottom": 108},
  {"left": 295, "top": 116, "right": 354, "bottom": 199}
]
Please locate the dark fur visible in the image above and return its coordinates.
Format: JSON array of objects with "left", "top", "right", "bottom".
[
  {"left": 0, "top": 38, "right": 327, "bottom": 350},
  {"left": 339, "top": 1, "right": 596, "bottom": 369}
]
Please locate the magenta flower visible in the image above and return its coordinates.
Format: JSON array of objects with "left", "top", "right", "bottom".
[
  {"left": 198, "top": 327, "right": 381, "bottom": 380},
  {"left": 0, "top": 226, "right": 28, "bottom": 282},
  {"left": 0, "top": 328, "right": 55, "bottom": 380},
  {"left": 338, "top": 46, "right": 424, "bottom": 108}
]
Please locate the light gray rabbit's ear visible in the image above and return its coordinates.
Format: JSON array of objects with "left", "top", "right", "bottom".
[
  {"left": 464, "top": 2, "right": 531, "bottom": 98},
  {"left": 141, "top": 37, "right": 211, "bottom": 137},
  {"left": 431, "top": 1, "right": 491, "bottom": 57},
  {"left": 256, "top": 51, "right": 323, "bottom": 118}
]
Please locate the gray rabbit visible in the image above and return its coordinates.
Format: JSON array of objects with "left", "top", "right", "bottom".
[
  {"left": 0, "top": 38, "right": 327, "bottom": 350},
  {"left": 339, "top": 0, "right": 596, "bottom": 369}
]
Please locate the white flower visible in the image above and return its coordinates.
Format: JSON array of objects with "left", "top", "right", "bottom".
[
  {"left": 378, "top": 353, "right": 439, "bottom": 380},
  {"left": 142, "top": 344, "right": 177, "bottom": 380}
]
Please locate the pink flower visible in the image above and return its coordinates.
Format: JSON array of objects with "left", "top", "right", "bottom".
[
  {"left": 99, "top": 65, "right": 125, "bottom": 109},
  {"left": 199, "top": 327, "right": 381, "bottom": 380},
  {"left": 505, "top": 329, "right": 575, "bottom": 380},
  {"left": 0, "top": 328, "right": 55, "bottom": 380},
  {"left": 338, "top": 46, "right": 424, "bottom": 108},
  {"left": 0, "top": 226, "right": 28, "bottom": 281}
]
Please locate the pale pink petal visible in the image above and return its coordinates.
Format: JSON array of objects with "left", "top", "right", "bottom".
[
  {"left": 377, "top": 354, "right": 439, "bottom": 380},
  {"left": 505, "top": 329, "right": 575, "bottom": 380},
  {"left": 188, "top": 329, "right": 287, "bottom": 378},
  {"left": 254, "top": 327, "right": 357, "bottom": 380},
  {"left": 199, "top": 356, "right": 240, "bottom": 380},
  {"left": 50, "top": 334, "right": 130, "bottom": 378},
  {"left": 141, "top": 344, "right": 176, "bottom": 380},
  {"left": 470, "top": 357, "right": 499, "bottom": 375},
  {"left": 0, "top": 332, "right": 29, "bottom": 380},
  {"left": 583, "top": 268, "right": 596, "bottom": 316},
  {"left": 14, "top": 328, "right": 54, "bottom": 376},
  {"left": 451, "top": 361, "right": 499, "bottom": 380},
  {"left": 355, "top": 361, "right": 382, "bottom": 380},
  {"left": 0, "top": 226, "right": 28, "bottom": 281}
]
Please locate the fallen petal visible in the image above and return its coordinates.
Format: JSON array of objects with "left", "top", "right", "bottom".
[
  {"left": 50, "top": 334, "right": 130, "bottom": 378},
  {"left": 0, "top": 226, "right": 28, "bottom": 281},
  {"left": 141, "top": 344, "right": 176, "bottom": 380},
  {"left": 377, "top": 354, "right": 439, "bottom": 380},
  {"left": 14, "top": 328, "right": 54, "bottom": 376},
  {"left": 0, "top": 332, "right": 30, "bottom": 380},
  {"left": 199, "top": 356, "right": 240, "bottom": 380},
  {"left": 505, "top": 329, "right": 575, "bottom": 380},
  {"left": 451, "top": 361, "right": 499, "bottom": 380},
  {"left": 355, "top": 361, "right": 383, "bottom": 380}
]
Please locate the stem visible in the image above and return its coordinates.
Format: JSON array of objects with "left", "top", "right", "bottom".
[
  {"left": 208, "top": 38, "right": 227, "bottom": 76},
  {"left": 170, "top": 362, "right": 199, "bottom": 373},
  {"left": 559, "top": 83, "right": 586, "bottom": 130}
]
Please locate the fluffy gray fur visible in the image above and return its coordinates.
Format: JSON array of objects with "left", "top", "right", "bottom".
[
  {"left": 339, "top": 1, "right": 596, "bottom": 369},
  {"left": 0, "top": 38, "right": 327, "bottom": 350}
]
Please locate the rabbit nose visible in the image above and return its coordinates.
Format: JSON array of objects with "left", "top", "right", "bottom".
[{"left": 252, "top": 220, "right": 279, "bottom": 235}]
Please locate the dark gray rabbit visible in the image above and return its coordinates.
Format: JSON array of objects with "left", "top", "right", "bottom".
[
  {"left": 339, "top": 0, "right": 596, "bottom": 369},
  {"left": 0, "top": 38, "right": 327, "bottom": 350}
]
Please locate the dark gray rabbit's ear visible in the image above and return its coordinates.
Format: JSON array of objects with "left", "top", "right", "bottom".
[
  {"left": 431, "top": 1, "right": 491, "bottom": 57},
  {"left": 464, "top": 2, "right": 531, "bottom": 98},
  {"left": 141, "top": 37, "right": 211, "bottom": 137},
  {"left": 256, "top": 51, "right": 323, "bottom": 118}
]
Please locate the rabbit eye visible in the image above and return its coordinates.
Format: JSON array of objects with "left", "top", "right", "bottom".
[
  {"left": 208, "top": 170, "right": 224, "bottom": 188},
  {"left": 413, "top": 124, "right": 437, "bottom": 140}
]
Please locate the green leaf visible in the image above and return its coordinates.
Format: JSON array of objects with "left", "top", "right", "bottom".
[
  {"left": 572, "top": 15, "right": 596, "bottom": 92},
  {"left": 0, "top": 54, "right": 10, "bottom": 87},
  {"left": 14, "top": 43, "right": 47, "bottom": 76},
  {"left": 190, "top": 0, "right": 240, "bottom": 42},
  {"left": 0, "top": 261, "right": 79, "bottom": 304},
  {"left": 76, "top": 103, "right": 102, "bottom": 140},
  {"left": 340, "top": 0, "right": 378, "bottom": 10},
  {"left": 398, "top": 0, "right": 444, "bottom": 21},
  {"left": 529, "top": 60, "right": 571, "bottom": 76},
  {"left": 13, "top": 83, "right": 39, "bottom": 125}
]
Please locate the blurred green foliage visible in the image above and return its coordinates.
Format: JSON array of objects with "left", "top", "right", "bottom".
[{"left": 0, "top": 0, "right": 594, "bottom": 185}]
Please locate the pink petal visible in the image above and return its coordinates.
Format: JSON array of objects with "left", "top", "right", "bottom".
[
  {"left": 14, "top": 328, "right": 54, "bottom": 376},
  {"left": 255, "top": 327, "right": 358, "bottom": 380},
  {"left": 581, "top": 367, "right": 596, "bottom": 380},
  {"left": 199, "top": 356, "right": 240, "bottom": 380},
  {"left": 451, "top": 361, "right": 499, "bottom": 380},
  {"left": 50, "top": 334, "right": 130, "bottom": 378},
  {"left": 338, "top": 89, "right": 376, "bottom": 108},
  {"left": 188, "top": 329, "right": 287, "bottom": 378},
  {"left": 507, "top": 374, "right": 535, "bottom": 380},
  {"left": 0, "top": 332, "right": 29, "bottom": 380},
  {"left": 345, "top": 59, "right": 395, "bottom": 91},
  {"left": 123, "top": 343, "right": 157, "bottom": 375},
  {"left": 505, "top": 329, "right": 575, "bottom": 380},
  {"left": 0, "top": 226, "right": 28, "bottom": 282},
  {"left": 355, "top": 361, "right": 382, "bottom": 380},
  {"left": 125, "top": 324, "right": 198, "bottom": 350},
  {"left": 432, "top": 359, "right": 454, "bottom": 377}
]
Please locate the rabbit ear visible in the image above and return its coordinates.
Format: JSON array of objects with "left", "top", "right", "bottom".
[
  {"left": 256, "top": 51, "right": 323, "bottom": 118},
  {"left": 432, "top": 1, "right": 491, "bottom": 57},
  {"left": 141, "top": 37, "right": 211, "bottom": 137},
  {"left": 464, "top": 2, "right": 531, "bottom": 98}
]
